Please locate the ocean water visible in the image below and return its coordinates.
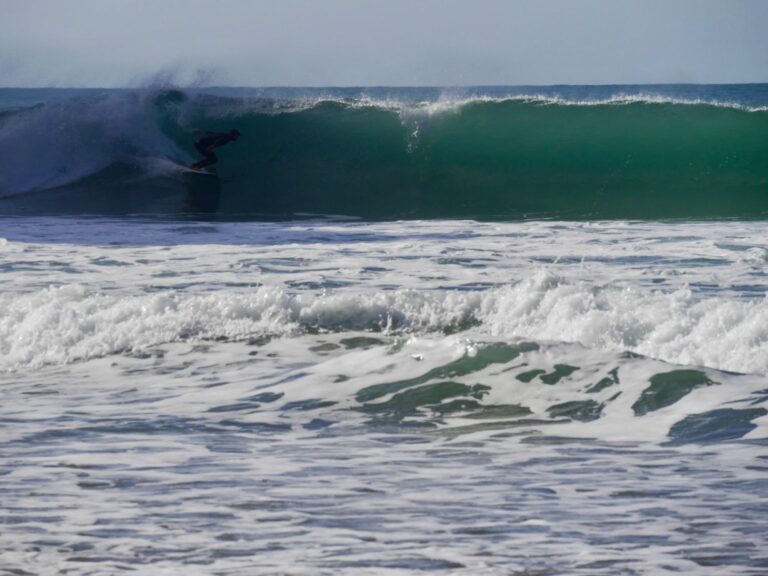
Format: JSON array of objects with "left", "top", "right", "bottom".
[
  {"left": 1, "top": 86, "right": 767, "bottom": 575},
  {"left": 2, "top": 84, "right": 768, "bottom": 218}
]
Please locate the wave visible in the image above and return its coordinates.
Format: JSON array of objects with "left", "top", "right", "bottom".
[
  {"left": 4, "top": 272, "right": 767, "bottom": 445},
  {"left": 2, "top": 272, "right": 767, "bottom": 374},
  {"left": 250, "top": 335, "right": 767, "bottom": 445},
  {"left": 2, "top": 90, "right": 768, "bottom": 219}
]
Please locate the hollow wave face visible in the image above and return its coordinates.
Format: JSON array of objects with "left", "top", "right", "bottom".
[{"left": 2, "top": 89, "right": 768, "bottom": 219}]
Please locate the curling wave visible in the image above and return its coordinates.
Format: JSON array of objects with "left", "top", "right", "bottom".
[{"left": 1, "top": 89, "right": 768, "bottom": 219}]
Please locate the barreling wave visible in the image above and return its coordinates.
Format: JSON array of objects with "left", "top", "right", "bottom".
[{"left": 1, "top": 89, "right": 768, "bottom": 219}]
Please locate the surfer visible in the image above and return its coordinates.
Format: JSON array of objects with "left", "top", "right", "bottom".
[{"left": 190, "top": 129, "right": 240, "bottom": 170}]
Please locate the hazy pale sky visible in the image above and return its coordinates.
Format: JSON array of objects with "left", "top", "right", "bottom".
[{"left": 1, "top": 0, "right": 767, "bottom": 87}]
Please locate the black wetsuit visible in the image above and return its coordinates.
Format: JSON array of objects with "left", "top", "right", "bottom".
[{"left": 193, "top": 132, "right": 237, "bottom": 169}]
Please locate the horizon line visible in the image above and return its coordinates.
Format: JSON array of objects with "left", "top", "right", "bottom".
[{"left": 2, "top": 81, "right": 768, "bottom": 90}]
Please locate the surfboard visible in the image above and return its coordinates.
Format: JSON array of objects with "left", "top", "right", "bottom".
[
  {"left": 163, "top": 155, "right": 219, "bottom": 179},
  {"left": 182, "top": 166, "right": 218, "bottom": 178}
]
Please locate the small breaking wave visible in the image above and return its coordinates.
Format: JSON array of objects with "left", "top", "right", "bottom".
[{"left": 2, "top": 272, "right": 767, "bottom": 374}]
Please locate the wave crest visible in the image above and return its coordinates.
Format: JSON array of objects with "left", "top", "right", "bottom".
[{"left": 3, "top": 273, "right": 767, "bottom": 375}]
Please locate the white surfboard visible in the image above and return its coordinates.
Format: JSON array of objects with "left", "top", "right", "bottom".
[
  {"left": 182, "top": 166, "right": 218, "bottom": 178},
  {"left": 163, "top": 155, "right": 219, "bottom": 178}
]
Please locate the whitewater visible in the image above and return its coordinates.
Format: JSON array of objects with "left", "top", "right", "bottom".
[{"left": 1, "top": 85, "right": 767, "bottom": 576}]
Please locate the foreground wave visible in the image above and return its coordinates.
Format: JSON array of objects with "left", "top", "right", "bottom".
[
  {"left": 3, "top": 272, "right": 766, "bottom": 374},
  {"left": 2, "top": 215, "right": 767, "bottom": 575},
  {"left": 4, "top": 332, "right": 767, "bottom": 575},
  {"left": 1, "top": 89, "right": 767, "bottom": 218}
]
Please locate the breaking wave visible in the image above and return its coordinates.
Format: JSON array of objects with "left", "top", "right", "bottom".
[
  {"left": 2, "top": 89, "right": 768, "bottom": 219},
  {"left": 2, "top": 272, "right": 767, "bottom": 374}
]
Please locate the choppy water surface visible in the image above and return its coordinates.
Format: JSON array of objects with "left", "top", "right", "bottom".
[{"left": 1, "top": 218, "right": 767, "bottom": 575}]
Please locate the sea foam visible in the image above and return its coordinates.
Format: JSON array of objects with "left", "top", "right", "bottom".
[{"left": 2, "top": 272, "right": 766, "bottom": 374}]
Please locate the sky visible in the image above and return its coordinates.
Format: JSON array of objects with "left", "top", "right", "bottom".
[{"left": 1, "top": 0, "right": 767, "bottom": 87}]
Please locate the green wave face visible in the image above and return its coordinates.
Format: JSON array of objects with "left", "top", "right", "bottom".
[
  {"left": 173, "top": 99, "right": 768, "bottom": 219},
  {"left": 4, "top": 91, "right": 768, "bottom": 219}
]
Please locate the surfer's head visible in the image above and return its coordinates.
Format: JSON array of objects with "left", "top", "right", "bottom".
[{"left": 229, "top": 129, "right": 241, "bottom": 140}]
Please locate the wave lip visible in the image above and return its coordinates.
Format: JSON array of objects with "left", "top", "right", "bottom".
[{"left": 394, "top": 93, "right": 768, "bottom": 118}]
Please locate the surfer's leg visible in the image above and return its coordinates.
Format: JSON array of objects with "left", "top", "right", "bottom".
[
  {"left": 194, "top": 152, "right": 218, "bottom": 169},
  {"left": 191, "top": 146, "right": 218, "bottom": 169}
]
